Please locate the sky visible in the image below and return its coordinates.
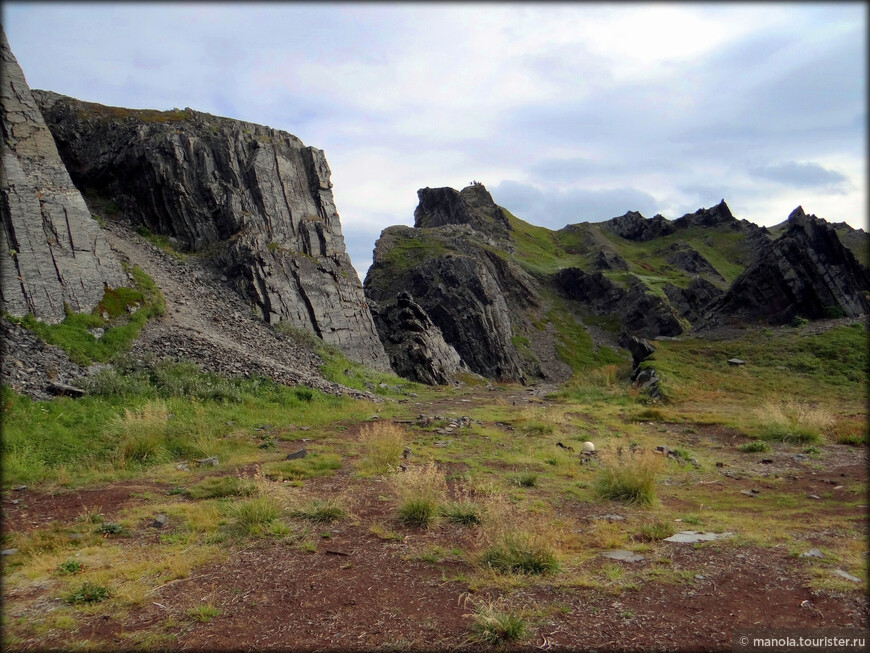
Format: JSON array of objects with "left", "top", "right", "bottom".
[{"left": 3, "top": 2, "right": 866, "bottom": 279}]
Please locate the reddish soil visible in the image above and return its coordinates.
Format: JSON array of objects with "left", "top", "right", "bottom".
[{"left": 2, "top": 388, "right": 867, "bottom": 651}]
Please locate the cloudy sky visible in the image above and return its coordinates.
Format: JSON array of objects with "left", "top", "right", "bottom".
[{"left": 3, "top": 2, "right": 866, "bottom": 278}]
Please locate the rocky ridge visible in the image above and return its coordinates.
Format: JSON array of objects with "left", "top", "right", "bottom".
[
  {"left": 1, "top": 28, "right": 126, "bottom": 322},
  {"left": 33, "top": 90, "right": 389, "bottom": 371}
]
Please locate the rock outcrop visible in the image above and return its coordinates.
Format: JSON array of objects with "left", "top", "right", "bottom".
[
  {"left": 414, "top": 183, "right": 511, "bottom": 240},
  {"left": 664, "top": 278, "right": 724, "bottom": 323},
  {"left": 369, "top": 291, "right": 466, "bottom": 385},
  {"left": 697, "top": 207, "right": 870, "bottom": 327},
  {"left": 1, "top": 29, "right": 126, "bottom": 322},
  {"left": 33, "top": 90, "right": 389, "bottom": 370},
  {"left": 661, "top": 243, "right": 724, "bottom": 282},
  {"left": 554, "top": 268, "right": 683, "bottom": 338}
]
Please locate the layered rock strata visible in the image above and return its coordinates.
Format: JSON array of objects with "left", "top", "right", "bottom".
[
  {"left": 697, "top": 207, "right": 870, "bottom": 327},
  {"left": 1, "top": 29, "right": 126, "bottom": 322},
  {"left": 33, "top": 90, "right": 389, "bottom": 370}
]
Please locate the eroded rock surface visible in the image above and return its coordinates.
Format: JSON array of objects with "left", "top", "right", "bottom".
[
  {"left": 369, "top": 291, "right": 466, "bottom": 385},
  {"left": 697, "top": 207, "right": 870, "bottom": 327},
  {"left": 33, "top": 90, "right": 389, "bottom": 370},
  {"left": 1, "top": 29, "right": 126, "bottom": 322}
]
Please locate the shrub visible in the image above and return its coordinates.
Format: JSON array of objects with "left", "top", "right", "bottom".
[
  {"left": 392, "top": 462, "right": 446, "bottom": 528},
  {"left": 479, "top": 531, "right": 559, "bottom": 575},
  {"left": 356, "top": 422, "right": 405, "bottom": 476},
  {"left": 65, "top": 582, "right": 109, "bottom": 604},
  {"left": 594, "top": 449, "right": 662, "bottom": 506},
  {"left": 466, "top": 599, "right": 526, "bottom": 644},
  {"left": 739, "top": 441, "right": 770, "bottom": 453}
]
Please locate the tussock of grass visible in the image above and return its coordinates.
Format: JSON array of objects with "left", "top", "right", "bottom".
[
  {"left": 392, "top": 461, "right": 446, "bottom": 527},
  {"left": 185, "top": 476, "right": 253, "bottom": 500},
  {"left": 510, "top": 472, "right": 538, "bottom": 488},
  {"left": 291, "top": 499, "right": 346, "bottom": 523},
  {"left": 357, "top": 422, "right": 405, "bottom": 476},
  {"left": 739, "top": 441, "right": 770, "bottom": 453},
  {"left": 595, "top": 449, "right": 662, "bottom": 506},
  {"left": 465, "top": 598, "right": 527, "bottom": 644},
  {"left": 232, "top": 496, "right": 281, "bottom": 536},
  {"left": 755, "top": 399, "right": 834, "bottom": 444},
  {"left": 479, "top": 531, "right": 559, "bottom": 575},
  {"left": 186, "top": 604, "right": 220, "bottom": 623},
  {"left": 442, "top": 500, "right": 483, "bottom": 526},
  {"left": 634, "top": 520, "right": 677, "bottom": 542},
  {"left": 111, "top": 400, "right": 171, "bottom": 468}
]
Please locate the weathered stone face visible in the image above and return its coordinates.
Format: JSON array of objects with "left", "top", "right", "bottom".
[
  {"left": 1, "top": 28, "right": 126, "bottom": 322},
  {"left": 32, "top": 90, "right": 390, "bottom": 371},
  {"left": 697, "top": 207, "right": 870, "bottom": 327}
]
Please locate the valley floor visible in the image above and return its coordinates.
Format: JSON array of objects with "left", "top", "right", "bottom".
[{"left": 2, "top": 382, "right": 867, "bottom": 651}]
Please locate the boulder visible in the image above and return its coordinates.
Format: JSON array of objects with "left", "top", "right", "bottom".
[{"left": 663, "top": 278, "right": 724, "bottom": 323}]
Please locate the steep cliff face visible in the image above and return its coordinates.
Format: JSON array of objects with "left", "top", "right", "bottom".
[
  {"left": 0, "top": 29, "right": 126, "bottom": 322},
  {"left": 33, "top": 90, "right": 389, "bottom": 370},
  {"left": 365, "top": 218, "right": 534, "bottom": 382},
  {"left": 697, "top": 207, "right": 870, "bottom": 327}
]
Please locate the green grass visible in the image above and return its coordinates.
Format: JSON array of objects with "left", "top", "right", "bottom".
[
  {"left": 186, "top": 604, "right": 220, "bottom": 623},
  {"left": 262, "top": 453, "right": 342, "bottom": 482},
  {"left": 232, "top": 496, "right": 281, "bottom": 536},
  {"left": 8, "top": 265, "right": 164, "bottom": 366},
  {"left": 64, "top": 582, "right": 110, "bottom": 605},
  {"left": 467, "top": 601, "right": 527, "bottom": 644},
  {"left": 185, "top": 476, "right": 253, "bottom": 500},
  {"left": 595, "top": 450, "right": 661, "bottom": 506},
  {"left": 739, "top": 441, "right": 771, "bottom": 453},
  {"left": 479, "top": 532, "right": 559, "bottom": 575},
  {"left": 291, "top": 499, "right": 346, "bottom": 523},
  {"left": 441, "top": 501, "right": 483, "bottom": 526}
]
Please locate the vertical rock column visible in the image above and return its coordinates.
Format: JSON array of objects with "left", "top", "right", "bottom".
[{"left": 1, "top": 28, "right": 126, "bottom": 322}]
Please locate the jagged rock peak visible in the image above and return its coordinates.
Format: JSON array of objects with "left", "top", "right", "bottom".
[
  {"left": 674, "top": 199, "right": 733, "bottom": 227},
  {"left": 414, "top": 183, "right": 511, "bottom": 238},
  {"left": 33, "top": 89, "right": 390, "bottom": 370},
  {"left": 603, "top": 209, "right": 675, "bottom": 242},
  {"left": 697, "top": 208, "right": 870, "bottom": 327},
  {"left": 0, "top": 28, "right": 126, "bottom": 322}
]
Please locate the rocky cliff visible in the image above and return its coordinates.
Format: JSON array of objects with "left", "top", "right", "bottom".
[
  {"left": 1, "top": 29, "right": 126, "bottom": 322},
  {"left": 33, "top": 90, "right": 390, "bottom": 371},
  {"left": 697, "top": 207, "right": 870, "bottom": 327},
  {"left": 364, "top": 186, "right": 868, "bottom": 385}
]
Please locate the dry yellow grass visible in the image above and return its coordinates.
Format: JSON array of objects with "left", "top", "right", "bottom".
[{"left": 356, "top": 421, "right": 405, "bottom": 476}]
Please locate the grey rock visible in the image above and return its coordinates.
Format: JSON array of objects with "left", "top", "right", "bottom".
[
  {"left": 1, "top": 29, "right": 127, "bottom": 322},
  {"left": 600, "top": 549, "right": 645, "bottom": 562},
  {"left": 740, "top": 489, "right": 760, "bottom": 497},
  {"left": 12, "top": 485, "right": 26, "bottom": 491},
  {"left": 194, "top": 456, "right": 219, "bottom": 467},
  {"left": 151, "top": 514, "right": 168, "bottom": 529},
  {"left": 663, "top": 277, "right": 724, "bottom": 324},
  {"left": 175, "top": 463, "right": 190, "bottom": 472},
  {"left": 697, "top": 207, "right": 870, "bottom": 328},
  {"left": 806, "top": 494, "right": 821, "bottom": 500},
  {"left": 800, "top": 548, "right": 825, "bottom": 559},
  {"left": 32, "top": 90, "right": 390, "bottom": 371},
  {"left": 369, "top": 292, "right": 466, "bottom": 385},
  {"left": 285, "top": 448, "right": 307, "bottom": 460},
  {"left": 414, "top": 183, "right": 511, "bottom": 239},
  {"left": 1, "top": 548, "right": 19, "bottom": 556},
  {"left": 661, "top": 243, "right": 725, "bottom": 281},
  {"left": 47, "top": 382, "right": 86, "bottom": 397},
  {"left": 831, "top": 569, "right": 861, "bottom": 583},
  {"left": 727, "top": 358, "right": 746, "bottom": 366},
  {"left": 590, "top": 514, "right": 624, "bottom": 522},
  {"left": 663, "top": 530, "right": 733, "bottom": 543},
  {"left": 592, "top": 249, "right": 629, "bottom": 271},
  {"left": 619, "top": 332, "right": 655, "bottom": 367}
]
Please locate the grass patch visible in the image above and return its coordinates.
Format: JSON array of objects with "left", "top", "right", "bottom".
[
  {"left": 231, "top": 496, "right": 282, "bottom": 536},
  {"left": 186, "top": 603, "right": 220, "bottom": 623},
  {"left": 262, "top": 453, "right": 342, "bottom": 482},
  {"left": 185, "top": 476, "right": 253, "bottom": 500},
  {"left": 291, "top": 499, "right": 346, "bottom": 523},
  {"left": 64, "top": 582, "right": 110, "bottom": 605},
  {"left": 595, "top": 449, "right": 662, "bottom": 506},
  {"left": 509, "top": 472, "right": 539, "bottom": 488},
  {"left": 442, "top": 501, "right": 483, "bottom": 526},
  {"left": 356, "top": 422, "right": 405, "bottom": 476},
  {"left": 755, "top": 399, "right": 834, "bottom": 444},
  {"left": 393, "top": 462, "right": 446, "bottom": 528},
  {"left": 10, "top": 265, "right": 164, "bottom": 366},
  {"left": 479, "top": 531, "right": 560, "bottom": 575},
  {"left": 634, "top": 520, "right": 677, "bottom": 542},
  {"left": 466, "top": 599, "right": 527, "bottom": 644},
  {"left": 739, "top": 441, "right": 770, "bottom": 453}
]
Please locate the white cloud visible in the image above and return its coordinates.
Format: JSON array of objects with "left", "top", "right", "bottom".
[{"left": 2, "top": 1, "right": 866, "bottom": 278}]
